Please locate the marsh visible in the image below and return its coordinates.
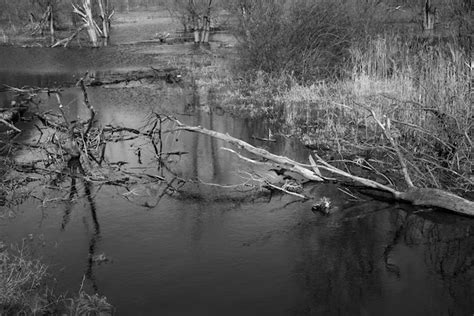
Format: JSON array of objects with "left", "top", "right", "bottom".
[{"left": 0, "top": 1, "right": 473, "bottom": 315}]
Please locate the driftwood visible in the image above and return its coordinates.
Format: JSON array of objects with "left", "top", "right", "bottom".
[
  {"left": 87, "top": 68, "right": 181, "bottom": 87},
  {"left": 52, "top": 25, "right": 86, "bottom": 48},
  {"left": 170, "top": 118, "right": 474, "bottom": 217}
]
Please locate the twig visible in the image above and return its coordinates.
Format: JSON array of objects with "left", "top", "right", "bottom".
[
  {"left": 312, "top": 153, "right": 400, "bottom": 196},
  {"left": 391, "top": 118, "right": 453, "bottom": 149},
  {"left": 263, "top": 181, "right": 309, "bottom": 200},
  {"left": 356, "top": 102, "right": 414, "bottom": 188},
  {"left": 0, "top": 119, "right": 21, "bottom": 133},
  {"left": 337, "top": 187, "right": 362, "bottom": 201},
  {"left": 52, "top": 25, "right": 86, "bottom": 48},
  {"left": 77, "top": 74, "right": 95, "bottom": 136}
]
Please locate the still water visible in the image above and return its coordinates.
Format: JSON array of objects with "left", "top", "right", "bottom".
[{"left": 0, "top": 42, "right": 473, "bottom": 316}]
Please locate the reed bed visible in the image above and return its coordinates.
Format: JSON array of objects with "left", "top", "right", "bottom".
[{"left": 228, "top": 33, "right": 472, "bottom": 192}]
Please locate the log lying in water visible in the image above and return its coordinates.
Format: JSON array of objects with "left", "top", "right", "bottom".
[
  {"left": 396, "top": 188, "right": 473, "bottom": 217},
  {"left": 87, "top": 68, "right": 182, "bottom": 87},
  {"left": 170, "top": 118, "right": 474, "bottom": 217}
]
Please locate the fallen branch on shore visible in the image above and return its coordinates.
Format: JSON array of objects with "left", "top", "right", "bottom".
[
  {"left": 169, "top": 117, "right": 474, "bottom": 217},
  {"left": 87, "top": 67, "right": 182, "bottom": 87}
]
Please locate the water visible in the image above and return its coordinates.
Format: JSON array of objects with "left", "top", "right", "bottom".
[{"left": 0, "top": 29, "right": 473, "bottom": 315}]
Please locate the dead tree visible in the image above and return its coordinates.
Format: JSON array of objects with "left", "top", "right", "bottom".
[
  {"left": 30, "top": 4, "right": 55, "bottom": 45},
  {"left": 189, "top": 0, "right": 213, "bottom": 44},
  {"left": 97, "top": 0, "right": 114, "bottom": 42},
  {"left": 422, "top": 0, "right": 436, "bottom": 34},
  {"left": 72, "top": 0, "right": 98, "bottom": 47},
  {"left": 71, "top": 0, "right": 114, "bottom": 47}
]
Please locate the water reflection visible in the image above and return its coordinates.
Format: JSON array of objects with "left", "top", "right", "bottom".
[
  {"left": 289, "top": 204, "right": 473, "bottom": 315},
  {"left": 50, "top": 151, "right": 103, "bottom": 293},
  {"left": 84, "top": 179, "right": 101, "bottom": 294}
]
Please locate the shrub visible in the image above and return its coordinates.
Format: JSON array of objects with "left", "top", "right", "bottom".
[
  {"left": 0, "top": 0, "right": 73, "bottom": 31},
  {"left": 273, "top": 33, "right": 472, "bottom": 191},
  {"left": 232, "top": 0, "right": 391, "bottom": 82},
  {"left": 0, "top": 243, "right": 48, "bottom": 314},
  {"left": 0, "top": 243, "right": 114, "bottom": 315}
]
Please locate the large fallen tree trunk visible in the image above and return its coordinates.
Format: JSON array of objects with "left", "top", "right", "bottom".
[{"left": 170, "top": 118, "right": 474, "bottom": 217}]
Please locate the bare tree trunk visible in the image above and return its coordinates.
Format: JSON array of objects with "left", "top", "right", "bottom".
[
  {"left": 98, "top": 0, "right": 114, "bottom": 45},
  {"left": 202, "top": 15, "right": 210, "bottom": 43},
  {"left": 201, "top": 0, "right": 212, "bottom": 43},
  {"left": 98, "top": 0, "right": 108, "bottom": 38},
  {"left": 188, "top": 0, "right": 200, "bottom": 43},
  {"left": 73, "top": 0, "right": 99, "bottom": 47},
  {"left": 49, "top": 5, "right": 55, "bottom": 46},
  {"left": 188, "top": 0, "right": 213, "bottom": 44},
  {"left": 422, "top": 0, "right": 436, "bottom": 34},
  {"left": 85, "top": 1, "right": 98, "bottom": 47},
  {"left": 239, "top": 3, "right": 253, "bottom": 49},
  {"left": 193, "top": 15, "right": 201, "bottom": 43}
]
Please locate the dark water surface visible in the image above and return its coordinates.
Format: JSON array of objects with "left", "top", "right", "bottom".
[{"left": 0, "top": 43, "right": 473, "bottom": 316}]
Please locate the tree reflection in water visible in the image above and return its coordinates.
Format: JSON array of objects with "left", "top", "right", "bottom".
[
  {"left": 291, "top": 203, "right": 473, "bottom": 315},
  {"left": 59, "top": 160, "right": 102, "bottom": 294}
]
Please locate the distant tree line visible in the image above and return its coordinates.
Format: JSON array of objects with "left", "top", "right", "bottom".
[
  {"left": 0, "top": 0, "right": 71, "bottom": 27},
  {"left": 0, "top": 0, "right": 166, "bottom": 26}
]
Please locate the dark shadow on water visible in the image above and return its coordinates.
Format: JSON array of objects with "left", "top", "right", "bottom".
[{"left": 56, "top": 156, "right": 102, "bottom": 294}]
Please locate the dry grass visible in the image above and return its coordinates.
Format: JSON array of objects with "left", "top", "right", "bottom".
[
  {"left": 0, "top": 243, "right": 113, "bottom": 315},
  {"left": 0, "top": 243, "right": 48, "bottom": 314},
  {"left": 225, "top": 33, "right": 472, "bottom": 192}
]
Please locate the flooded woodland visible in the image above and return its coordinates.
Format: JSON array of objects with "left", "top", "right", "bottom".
[{"left": 0, "top": 1, "right": 473, "bottom": 315}]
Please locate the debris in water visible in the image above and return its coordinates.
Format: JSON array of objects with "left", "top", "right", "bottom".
[
  {"left": 91, "top": 253, "right": 111, "bottom": 264},
  {"left": 311, "top": 197, "right": 332, "bottom": 215}
]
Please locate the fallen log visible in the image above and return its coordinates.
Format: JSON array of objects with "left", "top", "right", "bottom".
[
  {"left": 397, "top": 188, "right": 473, "bottom": 216},
  {"left": 170, "top": 118, "right": 474, "bottom": 217},
  {"left": 87, "top": 68, "right": 181, "bottom": 87}
]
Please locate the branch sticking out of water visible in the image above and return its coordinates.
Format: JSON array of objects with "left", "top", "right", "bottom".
[
  {"left": 77, "top": 73, "right": 96, "bottom": 136},
  {"left": 356, "top": 102, "right": 414, "bottom": 188}
]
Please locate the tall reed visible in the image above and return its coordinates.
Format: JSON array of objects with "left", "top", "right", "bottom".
[{"left": 258, "top": 33, "right": 472, "bottom": 191}]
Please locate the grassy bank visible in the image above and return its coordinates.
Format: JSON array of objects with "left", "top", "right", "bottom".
[
  {"left": 214, "top": 1, "right": 473, "bottom": 194},
  {"left": 0, "top": 242, "right": 113, "bottom": 315},
  {"left": 295, "top": 35, "right": 471, "bottom": 193},
  {"left": 207, "top": 32, "right": 472, "bottom": 194}
]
